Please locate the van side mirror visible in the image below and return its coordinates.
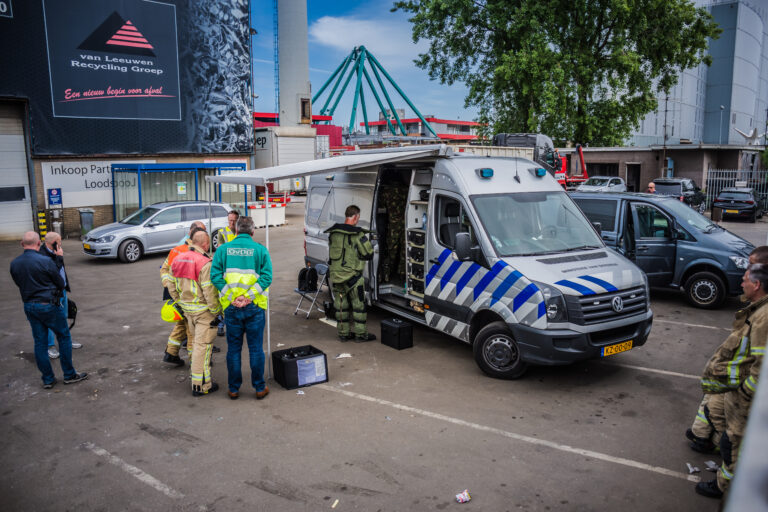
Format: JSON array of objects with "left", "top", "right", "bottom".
[
  {"left": 592, "top": 221, "right": 602, "bottom": 235},
  {"left": 454, "top": 232, "right": 472, "bottom": 261}
]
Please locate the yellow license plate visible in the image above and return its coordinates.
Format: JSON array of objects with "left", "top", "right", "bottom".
[
  {"left": 725, "top": 209, "right": 738, "bottom": 213},
  {"left": 602, "top": 340, "right": 633, "bottom": 357},
  {"left": 83, "top": 243, "right": 90, "bottom": 250}
]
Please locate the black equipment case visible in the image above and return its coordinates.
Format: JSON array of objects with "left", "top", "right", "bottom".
[
  {"left": 272, "top": 345, "right": 329, "bottom": 390},
  {"left": 381, "top": 318, "right": 413, "bottom": 350}
]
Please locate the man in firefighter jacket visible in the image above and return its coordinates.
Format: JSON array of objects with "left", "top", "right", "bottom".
[
  {"left": 169, "top": 231, "right": 222, "bottom": 396},
  {"left": 326, "top": 205, "right": 375, "bottom": 342},
  {"left": 211, "top": 216, "right": 272, "bottom": 400},
  {"left": 160, "top": 222, "right": 205, "bottom": 366},
  {"left": 693, "top": 262, "right": 768, "bottom": 499}
]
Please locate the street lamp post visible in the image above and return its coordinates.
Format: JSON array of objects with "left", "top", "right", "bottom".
[{"left": 719, "top": 105, "right": 724, "bottom": 145}]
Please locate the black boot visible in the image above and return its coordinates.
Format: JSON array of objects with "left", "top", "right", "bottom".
[
  {"left": 685, "top": 428, "right": 717, "bottom": 454},
  {"left": 163, "top": 351, "right": 184, "bottom": 367},
  {"left": 695, "top": 479, "right": 723, "bottom": 499},
  {"left": 355, "top": 333, "right": 377, "bottom": 342},
  {"left": 192, "top": 382, "right": 219, "bottom": 397}
]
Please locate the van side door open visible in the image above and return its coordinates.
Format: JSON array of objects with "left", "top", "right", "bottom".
[{"left": 630, "top": 202, "right": 676, "bottom": 286}]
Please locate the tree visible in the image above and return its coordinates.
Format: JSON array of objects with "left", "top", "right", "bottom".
[{"left": 394, "top": 0, "right": 721, "bottom": 146}]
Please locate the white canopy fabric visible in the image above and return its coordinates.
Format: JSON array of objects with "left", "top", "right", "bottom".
[{"left": 204, "top": 145, "right": 449, "bottom": 186}]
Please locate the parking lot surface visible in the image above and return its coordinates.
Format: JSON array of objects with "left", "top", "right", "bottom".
[{"left": 1, "top": 205, "right": 764, "bottom": 511}]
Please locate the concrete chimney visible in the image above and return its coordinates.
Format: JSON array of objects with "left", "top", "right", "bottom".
[{"left": 277, "top": 0, "right": 311, "bottom": 127}]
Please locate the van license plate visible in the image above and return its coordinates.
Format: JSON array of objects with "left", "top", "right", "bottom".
[
  {"left": 725, "top": 209, "right": 738, "bottom": 214},
  {"left": 602, "top": 340, "right": 633, "bottom": 357},
  {"left": 83, "top": 243, "right": 91, "bottom": 250}
]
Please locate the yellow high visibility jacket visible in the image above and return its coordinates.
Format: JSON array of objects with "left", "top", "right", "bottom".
[
  {"left": 216, "top": 226, "right": 236, "bottom": 247},
  {"left": 211, "top": 234, "right": 272, "bottom": 310}
]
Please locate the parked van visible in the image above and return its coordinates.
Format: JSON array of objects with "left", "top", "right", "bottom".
[
  {"left": 303, "top": 146, "right": 652, "bottom": 379},
  {"left": 570, "top": 191, "right": 754, "bottom": 308}
]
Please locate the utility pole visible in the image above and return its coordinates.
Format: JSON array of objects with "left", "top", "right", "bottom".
[{"left": 661, "top": 95, "right": 668, "bottom": 177}]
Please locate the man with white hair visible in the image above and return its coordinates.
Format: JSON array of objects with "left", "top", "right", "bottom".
[
  {"left": 9, "top": 231, "right": 87, "bottom": 389},
  {"left": 40, "top": 232, "right": 83, "bottom": 359}
]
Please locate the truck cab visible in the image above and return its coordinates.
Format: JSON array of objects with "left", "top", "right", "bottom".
[
  {"left": 571, "top": 192, "right": 754, "bottom": 308},
  {"left": 304, "top": 146, "right": 652, "bottom": 378}
]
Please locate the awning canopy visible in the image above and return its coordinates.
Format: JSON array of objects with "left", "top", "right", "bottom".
[{"left": 205, "top": 144, "right": 451, "bottom": 185}]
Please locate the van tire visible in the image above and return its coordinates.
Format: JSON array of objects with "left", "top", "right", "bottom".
[
  {"left": 473, "top": 321, "right": 528, "bottom": 379},
  {"left": 118, "top": 239, "right": 142, "bottom": 263},
  {"left": 684, "top": 271, "right": 726, "bottom": 309}
]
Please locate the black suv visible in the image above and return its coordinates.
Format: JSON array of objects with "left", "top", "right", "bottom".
[{"left": 653, "top": 178, "right": 706, "bottom": 213}]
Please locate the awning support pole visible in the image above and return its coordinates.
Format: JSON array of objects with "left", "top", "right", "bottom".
[{"left": 265, "top": 182, "right": 272, "bottom": 380}]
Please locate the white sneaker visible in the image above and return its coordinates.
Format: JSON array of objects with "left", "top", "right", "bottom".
[
  {"left": 48, "top": 347, "right": 60, "bottom": 359},
  {"left": 71, "top": 342, "right": 82, "bottom": 349}
]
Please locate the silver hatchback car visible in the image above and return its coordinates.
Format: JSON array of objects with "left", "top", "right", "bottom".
[{"left": 82, "top": 201, "right": 232, "bottom": 263}]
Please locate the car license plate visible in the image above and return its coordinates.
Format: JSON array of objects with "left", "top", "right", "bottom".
[
  {"left": 602, "top": 340, "right": 633, "bottom": 357},
  {"left": 725, "top": 209, "right": 738, "bottom": 214},
  {"left": 83, "top": 243, "right": 90, "bottom": 250}
]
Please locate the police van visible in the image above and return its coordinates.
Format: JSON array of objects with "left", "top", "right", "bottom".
[{"left": 230, "top": 145, "right": 653, "bottom": 379}]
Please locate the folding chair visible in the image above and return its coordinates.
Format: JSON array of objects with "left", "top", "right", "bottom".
[{"left": 294, "top": 263, "right": 329, "bottom": 319}]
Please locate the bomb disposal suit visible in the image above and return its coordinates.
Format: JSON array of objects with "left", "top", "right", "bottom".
[{"left": 294, "top": 145, "right": 654, "bottom": 378}]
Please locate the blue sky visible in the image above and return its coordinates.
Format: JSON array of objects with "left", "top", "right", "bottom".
[{"left": 249, "top": 0, "right": 478, "bottom": 129}]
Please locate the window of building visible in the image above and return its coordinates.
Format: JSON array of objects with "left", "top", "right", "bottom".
[{"left": 0, "top": 186, "right": 26, "bottom": 202}]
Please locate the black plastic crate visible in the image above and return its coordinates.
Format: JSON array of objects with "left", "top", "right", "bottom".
[
  {"left": 410, "top": 264, "right": 424, "bottom": 279},
  {"left": 408, "top": 278, "right": 424, "bottom": 294},
  {"left": 272, "top": 345, "right": 328, "bottom": 390},
  {"left": 381, "top": 318, "right": 413, "bottom": 350},
  {"left": 408, "top": 230, "right": 425, "bottom": 246},
  {"left": 409, "top": 246, "right": 424, "bottom": 262}
]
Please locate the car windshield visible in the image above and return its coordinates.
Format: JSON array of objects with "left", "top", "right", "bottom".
[
  {"left": 472, "top": 191, "right": 603, "bottom": 257},
  {"left": 120, "top": 206, "right": 161, "bottom": 225},
  {"left": 659, "top": 198, "right": 717, "bottom": 231},
  {"left": 654, "top": 183, "right": 682, "bottom": 195},
  {"left": 584, "top": 177, "right": 610, "bottom": 186}
]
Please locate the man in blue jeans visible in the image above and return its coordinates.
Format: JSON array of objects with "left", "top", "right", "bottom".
[
  {"left": 10, "top": 231, "right": 88, "bottom": 389},
  {"left": 40, "top": 232, "right": 83, "bottom": 359},
  {"left": 211, "top": 216, "right": 272, "bottom": 400}
]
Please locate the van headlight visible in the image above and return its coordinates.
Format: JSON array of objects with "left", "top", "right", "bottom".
[
  {"left": 533, "top": 281, "right": 568, "bottom": 323},
  {"left": 729, "top": 256, "right": 749, "bottom": 269}
]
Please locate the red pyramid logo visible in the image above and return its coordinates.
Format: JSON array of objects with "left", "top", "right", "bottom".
[{"left": 78, "top": 12, "right": 156, "bottom": 57}]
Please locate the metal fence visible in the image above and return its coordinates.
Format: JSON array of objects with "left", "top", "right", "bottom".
[{"left": 704, "top": 169, "right": 768, "bottom": 212}]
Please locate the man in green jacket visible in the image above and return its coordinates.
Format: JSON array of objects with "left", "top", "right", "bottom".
[
  {"left": 326, "top": 205, "right": 375, "bottom": 342},
  {"left": 210, "top": 216, "right": 272, "bottom": 400}
]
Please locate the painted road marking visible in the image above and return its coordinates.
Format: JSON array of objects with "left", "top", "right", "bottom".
[
  {"left": 601, "top": 362, "right": 699, "bottom": 380},
  {"left": 317, "top": 384, "right": 700, "bottom": 483},
  {"left": 654, "top": 318, "right": 730, "bottom": 331},
  {"left": 83, "top": 442, "right": 184, "bottom": 499}
]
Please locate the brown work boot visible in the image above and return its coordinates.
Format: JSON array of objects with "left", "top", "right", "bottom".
[
  {"left": 255, "top": 386, "right": 270, "bottom": 400},
  {"left": 228, "top": 391, "right": 239, "bottom": 400}
]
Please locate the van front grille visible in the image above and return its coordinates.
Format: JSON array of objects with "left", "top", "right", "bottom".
[{"left": 565, "top": 286, "right": 647, "bottom": 326}]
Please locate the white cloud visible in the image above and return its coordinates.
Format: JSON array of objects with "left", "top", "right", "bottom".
[{"left": 308, "top": 15, "right": 428, "bottom": 70}]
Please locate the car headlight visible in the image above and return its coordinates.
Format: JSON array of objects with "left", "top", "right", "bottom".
[
  {"left": 94, "top": 235, "right": 115, "bottom": 243},
  {"left": 533, "top": 281, "right": 568, "bottom": 323},
  {"left": 729, "top": 256, "right": 749, "bottom": 270}
]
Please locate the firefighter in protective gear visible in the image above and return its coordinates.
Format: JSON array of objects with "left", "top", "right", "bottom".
[
  {"left": 211, "top": 216, "right": 272, "bottom": 400},
  {"left": 159, "top": 223, "right": 205, "bottom": 366},
  {"left": 693, "top": 263, "right": 768, "bottom": 499},
  {"left": 169, "top": 231, "right": 222, "bottom": 396},
  {"left": 326, "top": 205, "right": 375, "bottom": 342},
  {"left": 216, "top": 210, "right": 239, "bottom": 248}
]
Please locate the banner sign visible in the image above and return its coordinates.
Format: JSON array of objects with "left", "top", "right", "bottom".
[{"left": 42, "top": 160, "right": 155, "bottom": 207}]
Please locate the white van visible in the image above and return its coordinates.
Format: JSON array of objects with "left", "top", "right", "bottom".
[{"left": 305, "top": 146, "right": 653, "bottom": 378}]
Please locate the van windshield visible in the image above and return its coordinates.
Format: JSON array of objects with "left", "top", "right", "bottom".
[
  {"left": 472, "top": 191, "right": 603, "bottom": 257},
  {"left": 658, "top": 198, "right": 718, "bottom": 232},
  {"left": 120, "top": 206, "right": 160, "bottom": 225}
]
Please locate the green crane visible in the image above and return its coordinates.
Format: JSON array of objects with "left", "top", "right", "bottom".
[{"left": 312, "top": 46, "right": 438, "bottom": 138}]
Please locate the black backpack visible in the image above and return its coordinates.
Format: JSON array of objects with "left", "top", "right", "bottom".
[{"left": 297, "top": 267, "right": 318, "bottom": 292}]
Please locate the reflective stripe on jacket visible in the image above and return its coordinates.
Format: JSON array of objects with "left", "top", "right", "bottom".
[
  {"left": 701, "top": 294, "right": 768, "bottom": 394},
  {"left": 217, "top": 226, "right": 236, "bottom": 247},
  {"left": 169, "top": 246, "right": 221, "bottom": 315},
  {"left": 211, "top": 234, "right": 272, "bottom": 310}
]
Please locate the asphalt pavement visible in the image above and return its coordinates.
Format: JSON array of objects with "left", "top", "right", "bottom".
[{"left": 0, "top": 205, "right": 764, "bottom": 511}]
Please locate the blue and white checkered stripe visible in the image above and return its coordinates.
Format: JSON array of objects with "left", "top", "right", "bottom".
[
  {"left": 425, "top": 249, "right": 547, "bottom": 337},
  {"left": 555, "top": 274, "right": 620, "bottom": 295}
]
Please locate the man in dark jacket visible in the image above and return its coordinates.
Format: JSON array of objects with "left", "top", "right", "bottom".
[
  {"left": 10, "top": 231, "right": 87, "bottom": 389},
  {"left": 326, "top": 205, "right": 376, "bottom": 342},
  {"left": 40, "top": 232, "right": 83, "bottom": 359}
]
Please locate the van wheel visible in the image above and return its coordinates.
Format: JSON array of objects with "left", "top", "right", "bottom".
[
  {"left": 473, "top": 321, "right": 528, "bottom": 379},
  {"left": 118, "top": 239, "right": 142, "bottom": 263},
  {"left": 684, "top": 271, "right": 725, "bottom": 309}
]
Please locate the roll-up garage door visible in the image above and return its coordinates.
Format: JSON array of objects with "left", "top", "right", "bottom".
[{"left": 0, "top": 103, "right": 33, "bottom": 239}]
